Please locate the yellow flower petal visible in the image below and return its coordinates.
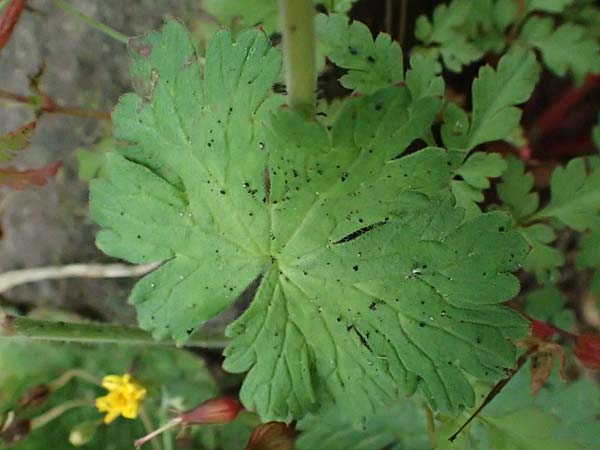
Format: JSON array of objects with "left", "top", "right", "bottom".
[{"left": 95, "top": 373, "right": 146, "bottom": 424}]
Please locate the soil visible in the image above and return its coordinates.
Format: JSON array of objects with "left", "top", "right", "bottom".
[{"left": 0, "top": 0, "right": 205, "bottom": 323}]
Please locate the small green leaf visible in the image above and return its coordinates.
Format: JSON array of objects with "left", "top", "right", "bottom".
[
  {"left": 525, "top": 284, "right": 567, "bottom": 320},
  {"left": 316, "top": 14, "right": 403, "bottom": 94},
  {"left": 405, "top": 54, "right": 445, "bottom": 100},
  {"left": 482, "top": 408, "right": 584, "bottom": 450},
  {"left": 533, "top": 157, "right": 600, "bottom": 231},
  {"left": 443, "top": 48, "right": 540, "bottom": 151},
  {"left": 497, "top": 155, "right": 539, "bottom": 221},
  {"left": 520, "top": 17, "right": 600, "bottom": 83},
  {"left": 202, "top": 0, "right": 358, "bottom": 34},
  {"left": 0, "top": 121, "right": 36, "bottom": 162},
  {"left": 414, "top": 0, "right": 483, "bottom": 72},
  {"left": 451, "top": 179, "right": 484, "bottom": 219},
  {"left": 73, "top": 137, "right": 114, "bottom": 182},
  {"left": 521, "top": 224, "right": 564, "bottom": 282},
  {"left": 451, "top": 152, "right": 508, "bottom": 218},
  {"left": 456, "top": 152, "right": 508, "bottom": 189},
  {"left": 525, "top": 0, "right": 576, "bottom": 14}
]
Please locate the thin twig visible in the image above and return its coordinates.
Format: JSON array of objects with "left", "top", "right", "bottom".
[
  {"left": 50, "top": 0, "right": 129, "bottom": 44},
  {"left": 448, "top": 347, "right": 536, "bottom": 442},
  {"left": 398, "top": 0, "right": 408, "bottom": 47},
  {"left": 140, "top": 407, "right": 163, "bottom": 450},
  {"left": 0, "top": 262, "right": 159, "bottom": 293},
  {"left": 385, "top": 0, "right": 393, "bottom": 35},
  {"left": 0, "top": 88, "right": 111, "bottom": 120},
  {"left": 30, "top": 400, "right": 92, "bottom": 429}
]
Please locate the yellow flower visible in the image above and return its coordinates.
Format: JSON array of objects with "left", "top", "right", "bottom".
[{"left": 95, "top": 374, "right": 147, "bottom": 424}]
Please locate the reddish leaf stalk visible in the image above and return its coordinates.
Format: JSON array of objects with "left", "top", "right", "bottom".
[
  {"left": 0, "top": 89, "right": 111, "bottom": 120},
  {"left": 0, "top": 0, "right": 27, "bottom": 52},
  {"left": 0, "top": 160, "right": 62, "bottom": 190}
]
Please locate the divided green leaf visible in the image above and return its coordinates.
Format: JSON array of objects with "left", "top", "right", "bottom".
[
  {"left": 92, "top": 20, "right": 529, "bottom": 423},
  {"left": 532, "top": 157, "right": 600, "bottom": 231},
  {"left": 442, "top": 48, "right": 540, "bottom": 152},
  {"left": 414, "top": 0, "right": 483, "bottom": 72},
  {"left": 520, "top": 17, "right": 600, "bottom": 82},
  {"left": 451, "top": 152, "right": 507, "bottom": 218},
  {"left": 496, "top": 155, "right": 539, "bottom": 222},
  {"left": 316, "top": 13, "right": 403, "bottom": 94},
  {"left": 203, "top": 0, "right": 359, "bottom": 33}
]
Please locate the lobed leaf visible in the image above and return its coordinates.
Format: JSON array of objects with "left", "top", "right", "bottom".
[
  {"left": 533, "top": 157, "right": 600, "bottom": 231},
  {"left": 92, "top": 20, "right": 529, "bottom": 423},
  {"left": 442, "top": 47, "right": 540, "bottom": 151},
  {"left": 0, "top": 121, "right": 37, "bottom": 162},
  {"left": 316, "top": 13, "right": 403, "bottom": 94},
  {"left": 203, "top": 0, "right": 359, "bottom": 34},
  {"left": 520, "top": 17, "right": 600, "bottom": 83},
  {"left": 451, "top": 152, "right": 507, "bottom": 218}
]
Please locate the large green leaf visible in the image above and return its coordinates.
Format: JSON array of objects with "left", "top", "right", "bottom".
[{"left": 92, "top": 21, "right": 528, "bottom": 422}]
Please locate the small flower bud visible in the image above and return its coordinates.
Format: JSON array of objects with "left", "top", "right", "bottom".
[
  {"left": 574, "top": 334, "right": 600, "bottom": 370},
  {"left": 179, "top": 396, "right": 242, "bottom": 425},
  {"left": 0, "top": 417, "right": 31, "bottom": 446},
  {"left": 16, "top": 384, "right": 50, "bottom": 411},
  {"left": 245, "top": 422, "right": 295, "bottom": 450},
  {"left": 69, "top": 420, "right": 99, "bottom": 446},
  {"left": 135, "top": 396, "right": 242, "bottom": 449}
]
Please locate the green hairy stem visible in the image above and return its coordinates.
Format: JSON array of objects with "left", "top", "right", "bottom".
[
  {"left": 0, "top": 312, "right": 228, "bottom": 348},
  {"left": 278, "top": 0, "right": 316, "bottom": 117}
]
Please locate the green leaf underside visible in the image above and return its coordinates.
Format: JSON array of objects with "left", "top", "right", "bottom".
[{"left": 91, "top": 20, "right": 528, "bottom": 422}]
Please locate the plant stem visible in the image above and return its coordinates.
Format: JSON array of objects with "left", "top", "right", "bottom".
[
  {"left": 398, "top": 0, "right": 408, "bottom": 46},
  {"left": 278, "top": 0, "right": 316, "bottom": 117},
  {"left": 30, "top": 400, "right": 92, "bottom": 429},
  {"left": 0, "top": 313, "right": 229, "bottom": 348},
  {"left": 50, "top": 0, "right": 129, "bottom": 44}
]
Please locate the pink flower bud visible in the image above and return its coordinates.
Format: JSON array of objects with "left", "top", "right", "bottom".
[
  {"left": 179, "top": 396, "right": 242, "bottom": 425},
  {"left": 245, "top": 421, "right": 295, "bottom": 450},
  {"left": 135, "top": 397, "right": 242, "bottom": 449}
]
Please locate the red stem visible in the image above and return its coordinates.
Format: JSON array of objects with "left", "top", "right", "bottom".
[
  {"left": 0, "top": 0, "right": 27, "bottom": 52},
  {"left": 533, "top": 74, "right": 600, "bottom": 139}
]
